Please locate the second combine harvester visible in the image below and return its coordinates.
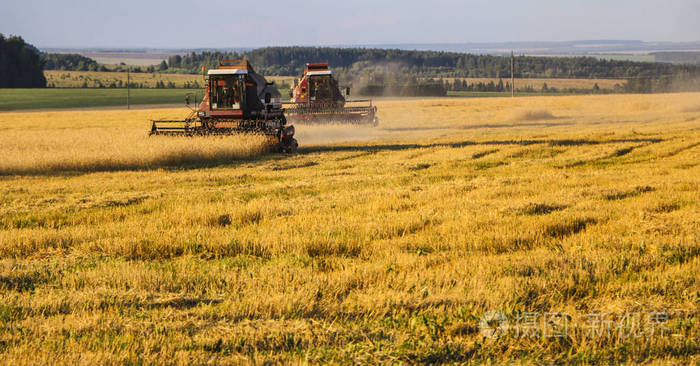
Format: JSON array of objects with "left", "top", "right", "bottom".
[{"left": 284, "top": 63, "right": 378, "bottom": 125}]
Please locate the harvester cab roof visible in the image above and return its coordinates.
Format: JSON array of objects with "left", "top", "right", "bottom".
[
  {"left": 304, "top": 62, "right": 332, "bottom": 75},
  {"left": 305, "top": 62, "right": 331, "bottom": 73}
]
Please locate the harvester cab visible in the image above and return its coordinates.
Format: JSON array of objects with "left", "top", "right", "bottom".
[
  {"left": 292, "top": 63, "right": 344, "bottom": 105},
  {"left": 150, "top": 60, "right": 297, "bottom": 153},
  {"left": 284, "top": 62, "right": 378, "bottom": 125},
  {"left": 199, "top": 60, "right": 283, "bottom": 118}
]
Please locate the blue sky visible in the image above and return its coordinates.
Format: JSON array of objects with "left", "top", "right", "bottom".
[{"left": 1, "top": 0, "right": 698, "bottom": 48}]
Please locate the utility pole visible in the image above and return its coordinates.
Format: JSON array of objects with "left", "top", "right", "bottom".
[
  {"left": 127, "top": 66, "right": 130, "bottom": 110},
  {"left": 510, "top": 51, "right": 515, "bottom": 97}
]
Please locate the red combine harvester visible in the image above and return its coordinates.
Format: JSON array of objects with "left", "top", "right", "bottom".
[
  {"left": 284, "top": 62, "right": 378, "bottom": 125},
  {"left": 150, "top": 60, "right": 297, "bottom": 152}
]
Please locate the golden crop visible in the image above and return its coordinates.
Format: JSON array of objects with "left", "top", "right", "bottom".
[
  {"left": 0, "top": 93, "right": 698, "bottom": 364},
  {"left": 0, "top": 108, "right": 269, "bottom": 175}
]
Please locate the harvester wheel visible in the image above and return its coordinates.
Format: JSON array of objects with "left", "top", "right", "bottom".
[
  {"left": 270, "top": 138, "right": 297, "bottom": 154},
  {"left": 282, "top": 138, "right": 298, "bottom": 153}
]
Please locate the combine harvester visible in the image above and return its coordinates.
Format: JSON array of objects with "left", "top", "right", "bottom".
[
  {"left": 284, "top": 62, "right": 378, "bottom": 125},
  {"left": 150, "top": 60, "right": 298, "bottom": 152}
]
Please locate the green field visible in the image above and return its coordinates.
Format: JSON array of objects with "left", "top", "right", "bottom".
[
  {"left": 0, "top": 88, "right": 292, "bottom": 111},
  {"left": 0, "top": 89, "right": 203, "bottom": 111}
]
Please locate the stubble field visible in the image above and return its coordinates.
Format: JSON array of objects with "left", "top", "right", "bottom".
[{"left": 0, "top": 93, "right": 699, "bottom": 364}]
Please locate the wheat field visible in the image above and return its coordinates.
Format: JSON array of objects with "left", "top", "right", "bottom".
[
  {"left": 0, "top": 93, "right": 699, "bottom": 364},
  {"left": 0, "top": 108, "right": 270, "bottom": 175}
]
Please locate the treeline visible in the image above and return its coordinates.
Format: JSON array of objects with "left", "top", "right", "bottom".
[
  {"left": 109, "top": 61, "right": 169, "bottom": 73},
  {"left": 623, "top": 75, "right": 700, "bottom": 93},
  {"left": 21, "top": 45, "right": 700, "bottom": 94},
  {"left": 42, "top": 53, "right": 103, "bottom": 71},
  {"left": 651, "top": 52, "right": 700, "bottom": 65},
  {"left": 357, "top": 79, "right": 448, "bottom": 97},
  {"left": 0, "top": 34, "right": 46, "bottom": 88},
  {"left": 42, "top": 54, "right": 172, "bottom": 73},
  {"left": 166, "top": 47, "right": 700, "bottom": 79},
  {"left": 428, "top": 78, "right": 610, "bottom": 95},
  {"left": 162, "top": 46, "right": 700, "bottom": 95},
  {"left": 356, "top": 78, "right": 611, "bottom": 97}
]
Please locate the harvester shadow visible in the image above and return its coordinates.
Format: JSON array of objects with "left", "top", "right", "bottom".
[
  {"left": 382, "top": 120, "right": 574, "bottom": 132},
  {"left": 299, "top": 137, "right": 663, "bottom": 154},
  {"left": 458, "top": 121, "right": 575, "bottom": 129},
  {"left": 148, "top": 297, "right": 223, "bottom": 309},
  {"left": 3, "top": 137, "right": 664, "bottom": 177},
  {"left": 0, "top": 154, "right": 286, "bottom": 177}
]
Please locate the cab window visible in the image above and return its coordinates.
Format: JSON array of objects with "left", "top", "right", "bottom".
[{"left": 212, "top": 75, "right": 242, "bottom": 109}]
